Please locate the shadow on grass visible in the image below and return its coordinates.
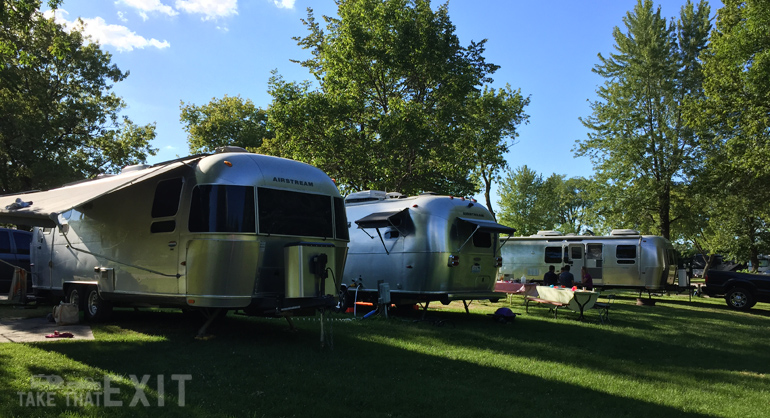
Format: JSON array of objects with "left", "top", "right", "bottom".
[
  {"left": 3, "top": 301, "right": 768, "bottom": 418},
  {"left": 1, "top": 315, "right": 715, "bottom": 418}
]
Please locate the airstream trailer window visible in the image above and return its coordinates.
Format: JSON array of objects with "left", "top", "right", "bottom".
[
  {"left": 616, "top": 245, "right": 637, "bottom": 264},
  {"left": 152, "top": 178, "right": 183, "bottom": 218},
  {"left": 189, "top": 185, "right": 256, "bottom": 233},
  {"left": 472, "top": 231, "right": 492, "bottom": 247},
  {"left": 545, "top": 246, "right": 562, "bottom": 263},
  {"left": 455, "top": 219, "right": 492, "bottom": 248},
  {"left": 151, "top": 220, "right": 176, "bottom": 233},
  {"left": 571, "top": 246, "right": 583, "bottom": 259},
  {"left": 587, "top": 244, "right": 602, "bottom": 260},
  {"left": 257, "top": 188, "right": 334, "bottom": 238},
  {"left": 334, "top": 197, "right": 349, "bottom": 240}
]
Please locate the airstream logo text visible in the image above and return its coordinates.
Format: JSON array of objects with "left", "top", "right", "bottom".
[
  {"left": 462, "top": 212, "right": 485, "bottom": 218},
  {"left": 273, "top": 177, "right": 314, "bottom": 187}
]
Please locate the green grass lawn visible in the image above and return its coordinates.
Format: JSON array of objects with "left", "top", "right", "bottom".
[{"left": 1, "top": 292, "right": 768, "bottom": 418}]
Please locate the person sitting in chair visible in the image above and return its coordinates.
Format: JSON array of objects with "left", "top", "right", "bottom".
[
  {"left": 581, "top": 266, "right": 594, "bottom": 290},
  {"left": 543, "top": 265, "right": 559, "bottom": 286},
  {"left": 559, "top": 265, "right": 575, "bottom": 287}
]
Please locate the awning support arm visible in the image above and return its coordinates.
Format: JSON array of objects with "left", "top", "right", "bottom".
[
  {"left": 357, "top": 226, "right": 390, "bottom": 255},
  {"left": 456, "top": 225, "right": 480, "bottom": 253}
]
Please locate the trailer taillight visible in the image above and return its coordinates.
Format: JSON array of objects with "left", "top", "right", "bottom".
[
  {"left": 495, "top": 257, "right": 503, "bottom": 268},
  {"left": 448, "top": 255, "right": 460, "bottom": 267}
]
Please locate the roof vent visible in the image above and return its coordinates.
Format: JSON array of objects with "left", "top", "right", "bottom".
[
  {"left": 610, "top": 229, "right": 641, "bottom": 236},
  {"left": 532, "top": 230, "right": 563, "bottom": 237},
  {"left": 385, "top": 192, "right": 405, "bottom": 199},
  {"left": 121, "top": 164, "right": 150, "bottom": 173},
  {"left": 215, "top": 146, "right": 248, "bottom": 153},
  {"left": 345, "top": 190, "right": 387, "bottom": 203}
]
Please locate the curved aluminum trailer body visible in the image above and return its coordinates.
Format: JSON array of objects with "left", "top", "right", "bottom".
[
  {"left": 499, "top": 230, "right": 678, "bottom": 290},
  {"left": 343, "top": 192, "right": 514, "bottom": 305},
  {"left": 0, "top": 151, "right": 348, "bottom": 316}
]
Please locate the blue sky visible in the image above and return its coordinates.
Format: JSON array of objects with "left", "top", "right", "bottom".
[{"left": 46, "top": 0, "right": 721, "bottom": 204}]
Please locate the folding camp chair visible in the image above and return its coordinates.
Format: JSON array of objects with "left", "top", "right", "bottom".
[{"left": 593, "top": 294, "right": 615, "bottom": 324}]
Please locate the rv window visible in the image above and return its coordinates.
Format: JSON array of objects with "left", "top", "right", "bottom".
[
  {"left": 587, "top": 244, "right": 602, "bottom": 259},
  {"left": 571, "top": 246, "right": 583, "bottom": 259},
  {"left": 473, "top": 232, "right": 492, "bottom": 248},
  {"left": 544, "top": 246, "right": 562, "bottom": 263},
  {"left": 616, "top": 245, "right": 637, "bottom": 259},
  {"left": 334, "top": 197, "right": 349, "bottom": 240},
  {"left": 257, "top": 188, "right": 334, "bottom": 238},
  {"left": 189, "top": 185, "right": 256, "bottom": 233},
  {"left": 152, "top": 178, "right": 184, "bottom": 218},
  {"left": 456, "top": 219, "right": 492, "bottom": 248},
  {"left": 151, "top": 220, "right": 176, "bottom": 234},
  {"left": 13, "top": 232, "right": 31, "bottom": 255},
  {"left": 0, "top": 231, "right": 10, "bottom": 253}
]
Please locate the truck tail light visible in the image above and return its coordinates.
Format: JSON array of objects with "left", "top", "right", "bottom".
[
  {"left": 495, "top": 257, "right": 503, "bottom": 268},
  {"left": 448, "top": 255, "right": 459, "bottom": 267}
]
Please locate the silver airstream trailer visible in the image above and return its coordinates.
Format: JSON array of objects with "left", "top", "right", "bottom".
[
  {"left": 342, "top": 191, "right": 514, "bottom": 309},
  {"left": 0, "top": 149, "right": 349, "bottom": 321},
  {"left": 499, "top": 230, "right": 678, "bottom": 290}
]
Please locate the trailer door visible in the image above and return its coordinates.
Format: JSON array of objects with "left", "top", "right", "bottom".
[
  {"left": 31, "top": 227, "right": 55, "bottom": 290},
  {"left": 585, "top": 243, "right": 603, "bottom": 284},
  {"left": 566, "top": 243, "right": 586, "bottom": 282}
]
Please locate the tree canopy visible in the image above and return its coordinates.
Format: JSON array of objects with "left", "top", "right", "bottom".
[
  {"left": 576, "top": 0, "right": 711, "bottom": 239},
  {"left": 466, "top": 85, "right": 529, "bottom": 220},
  {"left": 0, "top": 0, "right": 156, "bottom": 194},
  {"left": 496, "top": 165, "right": 592, "bottom": 236},
  {"left": 264, "top": 0, "right": 509, "bottom": 197},
  {"left": 180, "top": 95, "right": 272, "bottom": 154},
  {"left": 682, "top": 0, "right": 770, "bottom": 267}
]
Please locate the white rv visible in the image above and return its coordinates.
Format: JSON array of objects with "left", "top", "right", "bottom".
[
  {"left": 499, "top": 230, "right": 678, "bottom": 290},
  {"left": 342, "top": 191, "right": 514, "bottom": 309},
  {"left": 0, "top": 149, "right": 349, "bottom": 321}
]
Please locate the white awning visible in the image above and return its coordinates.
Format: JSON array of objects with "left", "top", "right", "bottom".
[{"left": 0, "top": 158, "right": 200, "bottom": 227}]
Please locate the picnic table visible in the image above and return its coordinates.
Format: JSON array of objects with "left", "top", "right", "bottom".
[
  {"left": 494, "top": 281, "right": 538, "bottom": 296},
  {"left": 527, "top": 286, "right": 599, "bottom": 321}
]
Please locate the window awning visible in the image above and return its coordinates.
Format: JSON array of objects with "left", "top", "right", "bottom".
[
  {"left": 0, "top": 157, "right": 200, "bottom": 227},
  {"left": 457, "top": 217, "right": 516, "bottom": 235},
  {"left": 354, "top": 209, "right": 410, "bottom": 229}
]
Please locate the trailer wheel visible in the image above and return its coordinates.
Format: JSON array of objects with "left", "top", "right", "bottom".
[
  {"left": 335, "top": 286, "right": 353, "bottom": 313},
  {"left": 66, "top": 285, "right": 84, "bottom": 311},
  {"left": 84, "top": 286, "right": 113, "bottom": 322},
  {"left": 725, "top": 287, "right": 755, "bottom": 311}
]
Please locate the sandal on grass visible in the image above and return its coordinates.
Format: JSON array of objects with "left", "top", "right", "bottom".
[{"left": 45, "top": 330, "right": 74, "bottom": 338}]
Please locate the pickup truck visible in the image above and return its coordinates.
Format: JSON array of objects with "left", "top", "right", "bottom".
[{"left": 703, "top": 269, "right": 770, "bottom": 311}]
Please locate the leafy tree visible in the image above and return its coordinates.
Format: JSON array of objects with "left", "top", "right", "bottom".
[
  {"left": 549, "top": 175, "right": 593, "bottom": 235},
  {"left": 264, "top": 0, "right": 501, "bottom": 196},
  {"left": 497, "top": 166, "right": 594, "bottom": 236},
  {"left": 683, "top": 0, "right": 770, "bottom": 267},
  {"left": 497, "top": 166, "right": 557, "bottom": 236},
  {"left": 0, "top": 0, "right": 156, "bottom": 194},
  {"left": 466, "top": 85, "right": 529, "bottom": 220},
  {"left": 180, "top": 95, "right": 272, "bottom": 154},
  {"left": 575, "top": 0, "right": 711, "bottom": 239}
]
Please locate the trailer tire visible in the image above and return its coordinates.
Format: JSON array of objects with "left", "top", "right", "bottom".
[
  {"left": 725, "top": 287, "right": 755, "bottom": 311},
  {"left": 66, "top": 285, "right": 84, "bottom": 311},
  {"left": 335, "top": 286, "right": 354, "bottom": 313},
  {"left": 84, "top": 286, "right": 113, "bottom": 322}
]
